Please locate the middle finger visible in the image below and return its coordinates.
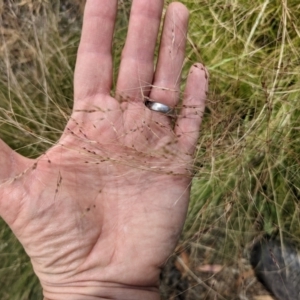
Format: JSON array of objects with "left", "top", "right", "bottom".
[{"left": 116, "top": 0, "right": 164, "bottom": 101}]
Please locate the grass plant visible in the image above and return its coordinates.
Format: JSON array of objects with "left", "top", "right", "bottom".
[{"left": 0, "top": 0, "right": 300, "bottom": 298}]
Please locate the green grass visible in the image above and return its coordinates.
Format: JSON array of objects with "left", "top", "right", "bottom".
[
  {"left": 1, "top": 0, "right": 300, "bottom": 298},
  {"left": 184, "top": 0, "right": 300, "bottom": 261}
]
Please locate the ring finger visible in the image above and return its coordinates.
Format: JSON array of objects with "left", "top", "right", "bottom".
[{"left": 149, "top": 2, "right": 189, "bottom": 108}]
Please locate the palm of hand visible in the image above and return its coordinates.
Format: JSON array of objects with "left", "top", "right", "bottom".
[
  {"left": 0, "top": 0, "right": 208, "bottom": 298},
  {"left": 1, "top": 94, "right": 192, "bottom": 287}
]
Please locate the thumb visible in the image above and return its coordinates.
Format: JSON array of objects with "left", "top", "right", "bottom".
[
  {"left": 0, "top": 139, "right": 29, "bottom": 183},
  {"left": 0, "top": 138, "right": 35, "bottom": 226}
]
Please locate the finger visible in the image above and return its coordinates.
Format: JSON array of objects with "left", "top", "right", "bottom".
[
  {"left": 149, "top": 2, "right": 189, "bottom": 108},
  {"left": 175, "top": 63, "right": 208, "bottom": 155},
  {"left": 74, "top": 0, "right": 117, "bottom": 105},
  {"left": 116, "top": 0, "right": 164, "bottom": 101}
]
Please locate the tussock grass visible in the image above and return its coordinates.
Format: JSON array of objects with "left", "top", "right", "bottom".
[
  {"left": 0, "top": 0, "right": 300, "bottom": 298},
  {"left": 184, "top": 0, "right": 300, "bottom": 263}
]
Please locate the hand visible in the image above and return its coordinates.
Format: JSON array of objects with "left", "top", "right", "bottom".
[{"left": 0, "top": 0, "right": 208, "bottom": 299}]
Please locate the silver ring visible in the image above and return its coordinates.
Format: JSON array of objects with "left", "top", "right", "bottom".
[{"left": 145, "top": 99, "right": 174, "bottom": 116}]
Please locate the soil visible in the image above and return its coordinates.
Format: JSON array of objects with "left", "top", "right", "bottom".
[{"left": 160, "top": 242, "right": 274, "bottom": 300}]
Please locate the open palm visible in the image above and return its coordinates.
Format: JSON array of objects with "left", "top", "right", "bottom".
[{"left": 0, "top": 0, "right": 208, "bottom": 299}]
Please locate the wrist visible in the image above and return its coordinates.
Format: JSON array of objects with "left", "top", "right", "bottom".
[{"left": 42, "top": 281, "right": 160, "bottom": 300}]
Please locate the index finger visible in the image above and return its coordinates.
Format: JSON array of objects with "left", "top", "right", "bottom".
[{"left": 74, "top": 0, "right": 117, "bottom": 104}]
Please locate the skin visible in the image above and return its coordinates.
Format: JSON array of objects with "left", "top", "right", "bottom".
[{"left": 0, "top": 0, "right": 208, "bottom": 299}]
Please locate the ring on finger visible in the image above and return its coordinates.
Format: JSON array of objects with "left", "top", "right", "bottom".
[{"left": 144, "top": 98, "right": 175, "bottom": 117}]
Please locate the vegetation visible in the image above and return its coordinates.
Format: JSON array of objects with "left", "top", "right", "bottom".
[{"left": 0, "top": 0, "right": 300, "bottom": 298}]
